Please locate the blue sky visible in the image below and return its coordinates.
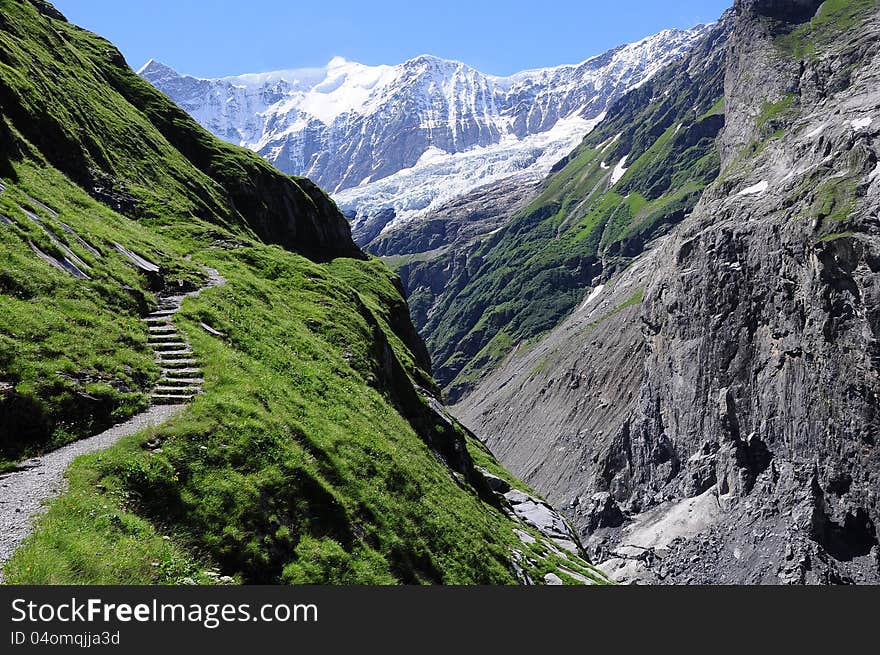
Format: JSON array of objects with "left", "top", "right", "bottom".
[{"left": 52, "top": 0, "right": 731, "bottom": 77}]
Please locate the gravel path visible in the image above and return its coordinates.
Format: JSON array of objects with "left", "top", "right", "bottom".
[
  {"left": 0, "top": 266, "right": 224, "bottom": 581},
  {"left": 0, "top": 404, "right": 184, "bottom": 578}
]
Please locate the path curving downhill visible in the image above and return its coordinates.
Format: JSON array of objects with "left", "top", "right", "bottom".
[{"left": 0, "top": 268, "right": 224, "bottom": 580}]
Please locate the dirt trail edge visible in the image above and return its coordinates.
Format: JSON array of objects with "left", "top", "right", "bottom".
[{"left": 0, "top": 267, "right": 225, "bottom": 580}]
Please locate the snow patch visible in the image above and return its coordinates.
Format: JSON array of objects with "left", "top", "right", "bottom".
[
  {"left": 600, "top": 161, "right": 609, "bottom": 170},
  {"left": 804, "top": 124, "right": 825, "bottom": 139},
  {"left": 736, "top": 180, "right": 769, "bottom": 196},
  {"left": 600, "top": 132, "right": 622, "bottom": 153},
  {"left": 335, "top": 112, "right": 604, "bottom": 235},
  {"left": 851, "top": 116, "right": 873, "bottom": 130},
  {"left": 579, "top": 284, "right": 605, "bottom": 311},
  {"left": 415, "top": 146, "right": 450, "bottom": 166},
  {"left": 610, "top": 156, "right": 629, "bottom": 185},
  {"left": 141, "top": 25, "right": 713, "bottom": 236}
]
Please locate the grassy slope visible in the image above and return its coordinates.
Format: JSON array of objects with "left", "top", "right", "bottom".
[
  {"left": 775, "top": 0, "right": 878, "bottom": 59},
  {"left": 0, "top": 0, "right": 607, "bottom": 584},
  {"left": 424, "top": 22, "right": 728, "bottom": 401}
]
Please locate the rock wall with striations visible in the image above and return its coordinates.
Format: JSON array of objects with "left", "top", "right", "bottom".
[{"left": 458, "top": 0, "right": 880, "bottom": 584}]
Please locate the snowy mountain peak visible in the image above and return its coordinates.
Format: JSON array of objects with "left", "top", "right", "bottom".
[
  {"left": 137, "top": 58, "right": 177, "bottom": 80},
  {"left": 141, "top": 23, "right": 712, "bottom": 246},
  {"left": 327, "top": 55, "right": 351, "bottom": 69}
]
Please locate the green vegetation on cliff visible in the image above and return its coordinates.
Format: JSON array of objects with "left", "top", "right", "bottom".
[
  {"left": 775, "top": 0, "right": 878, "bottom": 59},
  {"left": 423, "top": 22, "right": 730, "bottom": 401}
]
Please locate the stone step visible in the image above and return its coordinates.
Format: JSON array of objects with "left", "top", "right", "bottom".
[
  {"left": 144, "top": 316, "right": 172, "bottom": 325},
  {"left": 156, "top": 350, "right": 193, "bottom": 359},
  {"left": 148, "top": 336, "right": 178, "bottom": 344},
  {"left": 161, "top": 367, "right": 201, "bottom": 376},
  {"left": 160, "top": 359, "right": 199, "bottom": 369},
  {"left": 149, "top": 337, "right": 184, "bottom": 346},
  {"left": 153, "top": 342, "right": 189, "bottom": 351},
  {"left": 160, "top": 371, "right": 201, "bottom": 379},
  {"left": 158, "top": 378, "right": 204, "bottom": 388},
  {"left": 148, "top": 324, "right": 176, "bottom": 332},
  {"left": 154, "top": 385, "right": 201, "bottom": 395},
  {"left": 149, "top": 308, "right": 177, "bottom": 317},
  {"left": 152, "top": 394, "right": 195, "bottom": 405}
]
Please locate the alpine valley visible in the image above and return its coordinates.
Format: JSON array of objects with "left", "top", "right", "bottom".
[{"left": 1, "top": 0, "right": 879, "bottom": 588}]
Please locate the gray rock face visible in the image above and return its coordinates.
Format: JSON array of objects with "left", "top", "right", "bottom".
[
  {"left": 391, "top": 176, "right": 541, "bottom": 333},
  {"left": 457, "top": 0, "right": 880, "bottom": 583},
  {"left": 371, "top": 177, "right": 541, "bottom": 257}
]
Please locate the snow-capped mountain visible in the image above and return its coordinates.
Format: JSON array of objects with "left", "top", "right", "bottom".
[{"left": 140, "top": 25, "right": 711, "bottom": 247}]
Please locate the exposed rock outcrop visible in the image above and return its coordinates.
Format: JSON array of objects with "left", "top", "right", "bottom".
[{"left": 457, "top": 0, "right": 880, "bottom": 584}]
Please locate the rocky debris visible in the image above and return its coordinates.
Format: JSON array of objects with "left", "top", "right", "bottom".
[
  {"left": 199, "top": 322, "right": 225, "bottom": 338},
  {"left": 59, "top": 222, "right": 101, "bottom": 257},
  {"left": 16, "top": 201, "right": 95, "bottom": 279},
  {"left": 578, "top": 492, "right": 626, "bottom": 533},
  {"left": 503, "top": 489, "right": 583, "bottom": 556},
  {"left": 477, "top": 467, "right": 511, "bottom": 494},
  {"left": 505, "top": 491, "right": 571, "bottom": 540},
  {"left": 28, "top": 240, "right": 90, "bottom": 279},
  {"left": 88, "top": 169, "right": 138, "bottom": 215},
  {"left": 114, "top": 243, "right": 160, "bottom": 273},
  {"left": 543, "top": 573, "right": 564, "bottom": 585},
  {"left": 595, "top": 458, "right": 880, "bottom": 585},
  {"left": 458, "top": 0, "right": 880, "bottom": 584},
  {"left": 508, "top": 549, "right": 534, "bottom": 585},
  {"left": 682, "top": 441, "right": 719, "bottom": 498},
  {"left": 474, "top": 467, "right": 606, "bottom": 584}
]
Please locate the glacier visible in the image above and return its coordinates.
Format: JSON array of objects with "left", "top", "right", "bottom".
[{"left": 140, "top": 24, "right": 712, "bottom": 248}]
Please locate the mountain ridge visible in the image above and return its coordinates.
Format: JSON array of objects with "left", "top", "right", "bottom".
[{"left": 140, "top": 25, "right": 712, "bottom": 248}]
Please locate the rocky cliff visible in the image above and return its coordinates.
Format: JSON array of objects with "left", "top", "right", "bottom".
[
  {"left": 423, "top": 17, "right": 730, "bottom": 402},
  {"left": 457, "top": 0, "right": 880, "bottom": 584}
]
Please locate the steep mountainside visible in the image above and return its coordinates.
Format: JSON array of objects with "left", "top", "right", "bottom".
[
  {"left": 419, "top": 18, "right": 731, "bottom": 401},
  {"left": 141, "top": 28, "right": 711, "bottom": 249},
  {"left": 0, "top": 0, "right": 605, "bottom": 585},
  {"left": 457, "top": 0, "right": 880, "bottom": 584}
]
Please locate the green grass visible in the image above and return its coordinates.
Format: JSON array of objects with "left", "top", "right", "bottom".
[
  {"left": 0, "top": 164, "right": 202, "bottom": 467},
  {"left": 6, "top": 243, "right": 529, "bottom": 583},
  {"left": 757, "top": 94, "right": 796, "bottom": 128},
  {"left": 380, "top": 246, "right": 448, "bottom": 272},
  {"left": 1, "top": 0, "right": 609, "bottom": 586},
  {"left": 811, "top": 176, "right": 858, "bottom": 224},
  {"left": 775, "top": 0, "right": 878, "bottom": 60},
  {"left": 699, "top": 96, "right": 725, "bottom": 120},
  {"left": 817, "top": 231, "right": 854, "bottom": 242}
]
